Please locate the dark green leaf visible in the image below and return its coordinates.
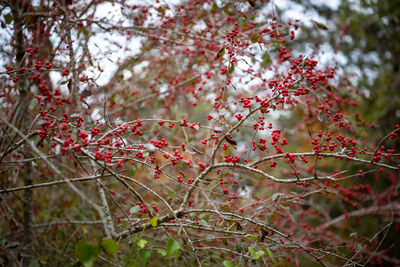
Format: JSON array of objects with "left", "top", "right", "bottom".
[
  {"left": 4, "top": 13, "right": 13, "bottom": 24},
  {"left": 74, "top": 241, "right": 100, "bottom": 263},
  {"left": 139, "top": 249, "right": 151, "bottom": 266},
  {"left": 119, "top": 254, "right": 138, "bottom": 267},
  {"left": 166, "top": 238, "right": 180, "bottom": 257}
]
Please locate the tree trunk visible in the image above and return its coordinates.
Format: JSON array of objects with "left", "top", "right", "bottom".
[{"left": 10, "top": 1, "right": 34, "bottom": 265}]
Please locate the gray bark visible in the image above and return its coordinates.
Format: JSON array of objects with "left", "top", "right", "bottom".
[{"left": 10, "top": 1, "right": 34, "bottom": 265}]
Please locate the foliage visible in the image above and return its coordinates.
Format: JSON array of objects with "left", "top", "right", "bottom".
[
  {"left": 0, "top": 0, "right": 399, "bottom": 266},
  {"left": 286, "top": 0, "right": 400, "bottom": 141}
]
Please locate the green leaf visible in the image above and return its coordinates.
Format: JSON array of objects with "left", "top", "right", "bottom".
[
  {"left": 137, "top": 239, "right": 147, "bottom": 249},
  {"left": 244, "top": 234, "right": 258, "bottom": 238},
  {"left": 127, "top": 259, "right": 138, "bottom": 267},
  {"left": 216, "top": 47, "right": 225, "bottom": 58},
  {"left": 119, "top": 254, "right": 138, "bottom": 267},
  {"left": 129, "top": 205, "right": 140, "bottom": 214},
  {"left": 157, "top": 7, "right": 165, "bottom": 15},
  {"left": 261, "top": 52, "right": 271, "bottom": 68},
  {"left": 312, "top": 20, "right": 328, "bottom": 30},
  {"left": 139, "top": 249, "right": 151, "bottom": 266},
  {"left": 271, "top": 39, "right": 286, "bottom": 45},
  {"left": 228, "top": 65, "right": 235, "bottom": 74},
  {"left": 4, "top": 13, "right": 13, "bottom": 24},
  {"left": 166, "top": 238, "right": 181, "bottom": 257},
  {"left": 250, "top": 33, "right": 258, "bottom": 43},
  {"left": 224, "top": 147, "right": 231, "bottom": 156},
  {"left": 249, "top": 247, "right": 264, "bottom": 260},
  {"left": 102, "top": 238, "right": 119, "bottom": 256},
  {"left": 262, "top": 247, "right": 277, "bottom": 264},
  {"left": 74, "top": 241, "right": 100, "bottom": 263},
  {"left": 158, "top": 249, "right": 167, "bottom": 256},
  {"left": 150, "top": 216, "right": 158, "bottom": 227},
  {"left": 223, "top": 260, "right": 234, "bottom": 267}
]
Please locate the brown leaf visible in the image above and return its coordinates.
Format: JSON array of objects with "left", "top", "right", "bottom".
[
  {"left": 226, "top": 136, "right": 237, "bottom": 146},
  {"left": 312, "top": 20, "right": 328, "bottom": 30},
  {"left": 216, "top": 47, "right": 225, "bottom": 59},
  {"left": 248, "top": 0, "right": 256, "bottom": 7}
]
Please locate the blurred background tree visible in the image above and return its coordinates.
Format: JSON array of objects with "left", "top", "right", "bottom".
[
  {"left": 283, "top": 0, "right": 400, "bottom": 144},
  {"left": 277, "top": 0, "right": 400, "bottom": 262}
]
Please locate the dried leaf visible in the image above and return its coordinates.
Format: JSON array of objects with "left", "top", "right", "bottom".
[
  {"left": 216, "top": 47, "right": 225, "bottom": 58},
  {"left": 226, "top": 136, "right": 237, "bottom": 146},
  {"left": 312, "top": 20, "right": 328, "bottom": 30},
  {"left": 248, "top": 0, "right": 256, "bottom": 7},
  {"left": 250, "top": 33, "right": 258, "bottom": 43}
]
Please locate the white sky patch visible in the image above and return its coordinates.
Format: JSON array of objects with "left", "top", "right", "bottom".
[
  {"left": 88, "top": 2, "right": 143, "bottom": 86},
  {"left": 310, "top": 0, "right": 340, "bottom": 10}
]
